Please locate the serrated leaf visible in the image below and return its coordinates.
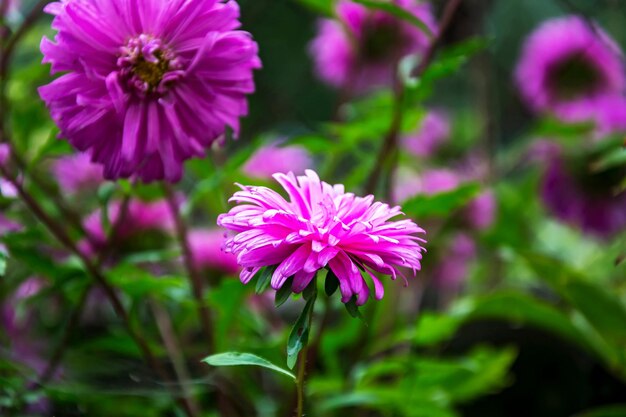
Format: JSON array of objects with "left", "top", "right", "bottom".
[
  {"left": 287, "top": 293, "right": 317, "bottom": 369},
  {"left": 255, "top": 265, "right": 275, "bottom": 294},
  {"left": 325, "top": 269, "right": 340, "bottom": 296},
  {"left": 203, "top": 352, "right": 296, "bottom": 380},
  {"left": 352, "top": 0, "right": 434, "bottom": 38},
  {"left": 275, "top": 276, "right": 294, "bottom": 307}
]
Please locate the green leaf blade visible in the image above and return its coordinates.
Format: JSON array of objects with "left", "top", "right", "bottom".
[{"left": 203, "top": 352, "right": 296, "bottom": 380}]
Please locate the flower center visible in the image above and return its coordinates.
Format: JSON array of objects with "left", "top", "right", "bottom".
[
  {"left": 118, "top": 34, "right": 183, "bottom": 95},
  {"left": 547, "top": 54, "right": 605, "bottom": 101},
  {"left": 360, "top": 19, "right": 406, "bottom": 63}
]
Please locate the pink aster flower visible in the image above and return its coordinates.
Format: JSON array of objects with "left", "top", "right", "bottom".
[
  {"left": 218, "top": 170, "right": 426, "bottom": 306},
  {"left": 242, "top": 143, "right": 313, "bottom": 179},
  {"left": 309, "top": 0, "right": 437, "bottom": 92},
  {"left": 515, "top": 16, "right": 625, "bottom": 115},
  {"left": 51, "top": 152, "right": 104, "bottom": 194},
  {"left": 39, "top": 0, "right": 261, "bottom": 182},
  {"left": 188, "top": 229, "right": 239, "bottom": 275},
  {"left": 402, "top": 110, "right": 450, "bottom": 157}
]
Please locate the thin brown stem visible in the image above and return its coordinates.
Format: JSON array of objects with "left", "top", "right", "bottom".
[
  {"left": 0, "top": 164, "right": 197, "bottom": 417},
  {"left": 151, "top": 300, "right": 201, "bottom": 417},
  {"left": 364, "top": 0, "right": 465, "bottom": 197},
  {"left": 163, "top": 183, "right": 214, "bottom": 351},
  {"left": 38, "top": 191, "right": 133, "bottom": 385}
]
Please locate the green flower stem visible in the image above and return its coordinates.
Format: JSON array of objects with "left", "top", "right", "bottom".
[{"left": 295, "top": 344, "right": 309, "bottom": 417}]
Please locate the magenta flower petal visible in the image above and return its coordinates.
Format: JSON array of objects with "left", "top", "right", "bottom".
[
  {"left": 188, "top": 229, "right": 239, "bottom": 275},
  {"left": 51, "top": 152, "right": 104, "bottom": 194},
  {"left": 39, "top": 0, "right": 261, "bottom": 182},
  {"left": 218, "top": 170, "right": 426, "bottom": 306},
  {"left": 402, "top": 110, "right": 450, "bottom": 157}
]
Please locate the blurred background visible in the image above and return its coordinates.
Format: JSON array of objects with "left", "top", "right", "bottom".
[{"left": 1, "top": 0, "right": 625, "bottom": 416}]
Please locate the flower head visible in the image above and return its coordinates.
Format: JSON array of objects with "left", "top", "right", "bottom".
[
  {"left": 309, "top": 0, "right": 436, "bottom": 92},
  {"left": 515, "top": 16, "right": 625, "bottom": 115},
  {"left": 39, "top": 0, "right": 261, "bottom": 182},
  {"left": 402, "top": 110, "right": 450, "bottom": 157},
  {"left": 541, "top": 149, "right": 626, "bottom": 238},
  {"left": 51, "top": 152, "right": 104, "bottom": 194},
  {"left": 218, "top": 170, "right": 426, "bottom": 306},
  {"left": 242, "top": 143, "right": 313, "bottom": 179}
]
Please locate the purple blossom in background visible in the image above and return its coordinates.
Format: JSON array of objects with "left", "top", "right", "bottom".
[
  {"left": 402, "top": 110, "right": 450, "bottom": 157},
  {"left": 82, "top": 198, "right": 175, "bottom": 252},
  {"left": 464, "top": 190, "right": 496, "bottom": 230},
  {"left": 242, "top": 143, "right": 313, "bottom": 179},
  {"left": 393, "top": 168, "right": 460, "bottom": 203},
  {"left": 188, "top": 229, "right": 239, "bottom": 275},
  {"left": 433, "top": 233, "right": 476, "bottom": 292},
  {"left": 218, "top": 170, "right": 426, "bottom": 306},
  {"left": 556, "top": 94, "right": 626, "bottom": 139},
  {"left": 541, "top": 151, "right": 626, "bottom": 238},
  {"left": 51, "top": 152, "right": 104, "bottom": 194},
  {"left": 0, "top": 143, "right": 9, "bottom": 165},
  {"left": 515, "top": 16, "right": 625, "bottom": 116},
  {"left": 39, "top": 0, "right": 261, "bottom": 182},
  {"left": 309, "top": 0, "right": 437, "bottom": 92}
]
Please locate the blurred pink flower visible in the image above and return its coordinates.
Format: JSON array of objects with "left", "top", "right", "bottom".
[
  {"left": 309, "top": 0, "right": 437, "bottom": 92},
  {"left": 464, "top": 190, "right": 496, "bottom": 230},
  {"left": 403, "top": 110, "right": 450, "bottom": 157},
  {"left": 242, "top": 143, "right": 313, "bottom": 179},
  {"left": 433, "top": 233, "right": 476, "bottom": 291},
  {"left": 556, "top": 94, "right": 626, "bottom": 138},
  {"left": 51, "top": 152, "right": 105, "bottom": 194},
  {"left": 541, "top": 150, "right": 626, "bottom": 238},
  {"left": 83, "top": 198, "right": 176, "bottom": 249},
  {"left": 39, "top": 0, "right": 260, "bottom": 182},
  {"left": 188, "top": 229, "right": 239, "bottom": 275},
  {"left": 393, "top": 168, "right": 460, "bottom": 203},
  {"left": 0, "top": 143, "right": 9, "bottom": 165},
  {"left": 218, "top": 170, "right": 426, "bottom": 305},
  {"left": 515, "top": 16, "right": 625, "bottom": 116}
]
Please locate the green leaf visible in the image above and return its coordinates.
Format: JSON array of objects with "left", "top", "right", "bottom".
[
  {"left": 402, "top": 182, "right": 481, "bottom": 218},
  {"left": 303, "top": 277, "right": 318, "bottom": 301},
  {"left": 275, "top": 276, "right": 294, "bottom": 307},
  {"left": 203, "top": 352, "right": 296, "bottom": 380},
  {"left": 345, "top": 296, "right": 366, "bottom": 322},
  {"left": 0, "top": 250, "right": 7, "bottom": 276},
  {"left": 325, "top": 269, "right": 340, "bottom": 296},
  {"left": 352, "top": 0, "right": 434, "bottom": 38},
  {"left": 287, "top": 293, "right": 317, "bottom": 369},
  {"left": 293, "top": 0, "right": 334, "bottom": 15},
  {"left": 575, "top": 405, "right": 626, "bottom": 417},
  {"left": 255, "top": 266, "right": 275, "bottom": 294}
]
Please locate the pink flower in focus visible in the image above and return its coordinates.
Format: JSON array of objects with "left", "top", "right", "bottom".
[
  {"left": 188, "top": 229, "right": 239, "bottom": 275},
  {"left": 242, "top": 143, "right": 313, "bottom": 179},
  {"left": 218, "top": 170, "right": 426, "bottom": 305},
  {"left": 403, "top": 110, "right": 450, "bottom": 157},
  {"left": 51, "top": 153, "right": 104, "bottom": 193},
  {"left": 39, "top": 0, "right": 261, "bottom": 182},
  {"left": 515, "top": 16, "right": 625, "bottom": 116},
  {"left": 309, "top": 0, "right": 437, "bottom": 92}
]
